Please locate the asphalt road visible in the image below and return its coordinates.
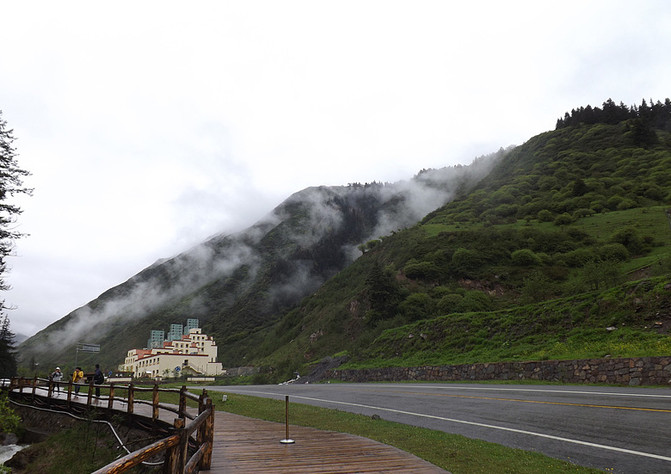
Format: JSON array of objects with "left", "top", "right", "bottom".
[{"left": 204, "top": 383, "right": 671, "bottom": 473}]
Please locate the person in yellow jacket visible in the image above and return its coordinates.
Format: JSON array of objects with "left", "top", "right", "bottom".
[{"left": 72, "top": 366, "right": 84, "bottom": 397}]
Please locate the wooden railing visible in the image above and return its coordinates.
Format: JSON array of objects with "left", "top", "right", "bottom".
[{"left": 10, "top": 377, "right": 214, "bottom": 473}]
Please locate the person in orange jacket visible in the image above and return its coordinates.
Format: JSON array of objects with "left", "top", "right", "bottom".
[{"left": 72, "top": 366, "right": 84, "bottom": 397}]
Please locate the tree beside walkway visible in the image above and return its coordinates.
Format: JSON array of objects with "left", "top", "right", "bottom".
[{"left": 0, "top": 110, "right": 32, "bottom": 378}]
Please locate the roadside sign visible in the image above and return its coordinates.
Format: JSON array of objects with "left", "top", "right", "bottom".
[
  {"left": 78, "top": 343, "right": 101, "bottom": 353},
  {"left": 74, "top": 342, "right": 101, "bottom": 367}
]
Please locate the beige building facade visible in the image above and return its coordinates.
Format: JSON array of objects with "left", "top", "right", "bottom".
[{"left": 122, "top": 328, "right": 223, "bottom": 378}]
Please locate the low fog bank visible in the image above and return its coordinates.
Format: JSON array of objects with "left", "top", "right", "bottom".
[{"left": 20, "top": 236, "right": 261, "bottom": 354}]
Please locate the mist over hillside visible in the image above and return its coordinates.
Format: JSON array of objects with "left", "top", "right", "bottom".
[
  {"left": 17, "top": 152, "right": 503, "bottom": 370},
  {"left": 16, "top": 99, "right": 671, "bottom": 382},
  {"left": 247, "top": 103, "right": 671, "bottom": 380}
]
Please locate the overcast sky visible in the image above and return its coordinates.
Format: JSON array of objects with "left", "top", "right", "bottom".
[{"left": 1, "top": 1, "right": 669, "bottom": 338}]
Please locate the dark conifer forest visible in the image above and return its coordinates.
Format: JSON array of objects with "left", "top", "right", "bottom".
[{"left": 556, "top": 98, "right": 671, "bottom": 146}]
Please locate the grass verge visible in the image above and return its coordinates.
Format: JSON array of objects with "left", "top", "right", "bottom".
[{"left": 213, "top": 391, "right": 602, "bottom": 474}]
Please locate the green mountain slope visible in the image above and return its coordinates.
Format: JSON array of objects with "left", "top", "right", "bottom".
[
  {"left": 17, "top": 161, "right": 496, "bottom": 371},
  {"left": 248, "top": 110, "right": 671, "bottom": 380},
  {"left": 19, "top": 99, "right": 671, "bottom": 383}
]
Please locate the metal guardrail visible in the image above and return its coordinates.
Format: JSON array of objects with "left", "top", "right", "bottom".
[{"left": 9, "top": 377, "right": 214, "bottom": 473}]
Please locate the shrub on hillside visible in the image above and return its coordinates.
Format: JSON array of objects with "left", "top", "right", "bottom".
[
  {"left": 451, "top": 248, "right": 483, "bottom": 278},
  {"left": 437, "top": 293, "right": 464, "bottom": 315},
  {"left": 642, "top": 184, "right": 665, "bottom": 201},
  {"left": 558, "top": 248, "right": 598, "bottom": 267},
  {"left": 573, "top": 208, "right": 593, "bottom": 219},
  {"left": 616, "top": 198, "right": 638, "bottom": 210},
  {"left": 0, "top": 392, "right": 20, "bottom": 434},
  {"left": 553, "top": 212, "right": 574, "bottom": 226},
  {"left": 582, "top": 261, "right": 623, "bottom": 290},
  {"left": 403, "top": 260, "right": 441, "bottom": 281},
  {"left": 400, "top": 293, "right": 436, "bottom": 321},
  {"left": 598, "top": 243, "right": 630, "bottom": 262},
  {"left": 521, "top": 271, "right": 555, "bottom": 303},
  {"left": 606, "top": 195, "right": 624, "bottom": 210},
  {"left": 494, "top": 203, "right": 519, "bottom": 218},
  {"left": 610, "top": 227, "right": 645, "bottom": 254},
  {"left": 456, "top": 291, "right": 493, "bottom": 313},
  {"left": 511, "top": 249, "right": 542, "bottom": 266}
]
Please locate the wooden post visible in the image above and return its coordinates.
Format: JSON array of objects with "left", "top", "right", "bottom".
[
  {"left": 31, "top": 377, "right": 37, "bottom": 402},
  {"left": 201, "top": 398, "right": 214, "bottom": 469},
  {"left": 178, "top": 386, "right": 187, "bottom": 419},
  {"left": 152, "top": 384, "right": 159, "bottom": 421},
  {"left": 196, "top": 396, "right": 206, "bottom": 446},
  {"left": 127, "top": 383, "right": 134, "bottom": 415},
  {"left": 199, "top": 389, "right": 207, "bottom": 414},
  {"left": 87, "top": 380, "right": 94, "bottom": 406},
  {"left": 47, "top": 379, "right": 53, "bottom": 399},
  {"left": 179, "top": 416, "right": 189, "bottom": 473},
  {"left": 165, "top": 418, "right": 185, "bottom": 474},
  {"left": 107, "top": 383, "right": 115, "bottom": 410},
  {"left": 66, "top": 380, "right": 72, "bottom": 405}
]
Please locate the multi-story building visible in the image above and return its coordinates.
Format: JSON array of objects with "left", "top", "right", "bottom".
[
  {"left": 147, "top": 330, "right": 165, "bottom": 349},
  {"left": 167, "top": 323, "right": 183, "bottom": 342},
  {"left": 185, "top": 318, "right": 199, "bottom": 333},
  {"left": 123, "top": 326, "right": 223, "bottom": 378}
]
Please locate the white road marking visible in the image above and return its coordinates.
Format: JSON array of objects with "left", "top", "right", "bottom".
[
  {"left": 229, "top": 388, "right": 671, "bottom": 463},
  {"left": 406, "top": 385, "right": 671, "bottom": 399}
]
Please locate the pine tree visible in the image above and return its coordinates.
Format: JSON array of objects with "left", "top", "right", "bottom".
[
  {"left": 0, "top": 110, "right": 32, "bottom": 376},
  {"left": 0, "top": 315, "right": 16, "bottom": 377},
  {"left": 365, "top": 261, "right": 401, "bottom": 325},
  {"left": 0, "top": 111, "right": 31, "bottom": 289}
]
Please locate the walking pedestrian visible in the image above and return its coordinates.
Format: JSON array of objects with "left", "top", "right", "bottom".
[
  {"left": 50, "top": 367, "right": 63, "bottom": 393},
  {"left": 94, "top": 364, "right": 104, "bottom": 399},
  {"left": 72, "top": 366, "right": 84, "bottom": 398}
]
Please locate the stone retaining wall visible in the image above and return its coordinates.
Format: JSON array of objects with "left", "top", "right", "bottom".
[{"left": 326, "top": 356, "right": 671, "bottom": 386}]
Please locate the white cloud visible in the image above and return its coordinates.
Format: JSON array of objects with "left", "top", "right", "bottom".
[{"left": 1, "top": 0, "right": 670, "bottom": 336}]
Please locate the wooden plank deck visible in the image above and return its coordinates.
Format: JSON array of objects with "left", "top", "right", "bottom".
[
  {"left": 206, "top": 411, "right": 447, "bottom": 473},
  {"left": 12, "top": 387, "right": 447, "bottom": 472}
]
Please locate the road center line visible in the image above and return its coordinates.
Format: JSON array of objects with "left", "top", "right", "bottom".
[{"left": 231, "top": 389, "right": 671, "bottom": 463}]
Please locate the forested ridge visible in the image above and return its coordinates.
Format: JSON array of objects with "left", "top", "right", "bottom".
[{"left": 556, "top": 98, "right": 671, "bottom": 130}]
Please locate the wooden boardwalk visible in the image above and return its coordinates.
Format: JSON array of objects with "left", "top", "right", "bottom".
[
  {"left": 206, "top": 411, "right": 447, "bottom": 473},
  {"left": 12, "top": 387, "right": 447, "bottom": 472}
]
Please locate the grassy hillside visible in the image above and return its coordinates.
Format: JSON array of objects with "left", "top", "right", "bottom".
[
  {"left": 18, "top": 166, "right": 493, "bottom": 372},
  {"left": 249, "top": 118, "right": 671, "bottom": 380},
  {"left": 347, "top": 276, "right": 671, "bottom": 369}
]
